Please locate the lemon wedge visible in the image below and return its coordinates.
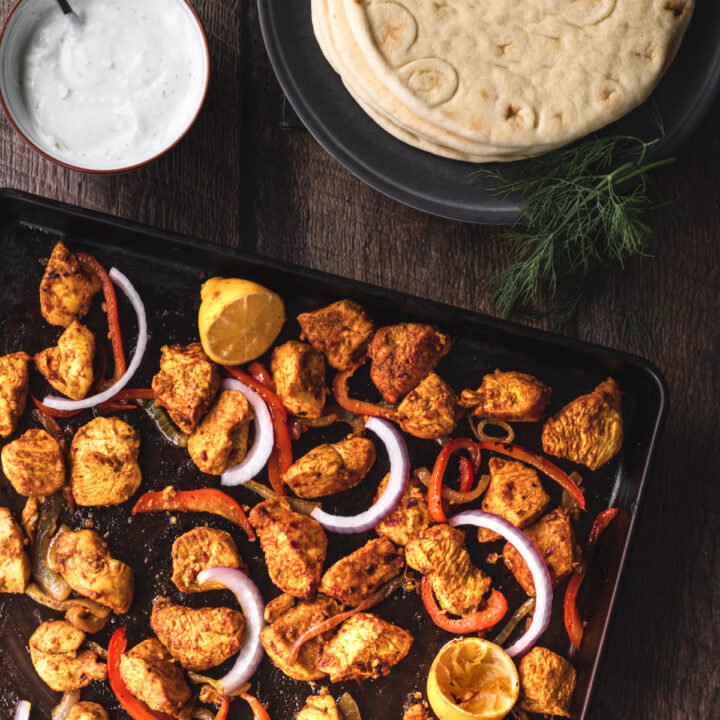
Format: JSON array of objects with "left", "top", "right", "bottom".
[
  {"left": 427, "top": 638, "right": 519, "bottom": 720},
  {"left": 198, "top": 277, "right": 285, "bottom": 365}
]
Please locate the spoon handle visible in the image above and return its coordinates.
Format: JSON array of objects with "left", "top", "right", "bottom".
[{"left": 55, "top": 0, "right": 75, "bottom": 15}]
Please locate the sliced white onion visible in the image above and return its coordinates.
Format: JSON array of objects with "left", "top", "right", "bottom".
[
  {"left": 51, "top": 691, "right": 80, "bottom": 720},
  {"left": 220, "top": 378, "right": 274, "bottom": 486},
  {"left": 14, "top": 701, "right": 31, "bottom": 720},
  {"left": 449, "top": 509, "right": 553, "bottom": 658},
  {"left": 197, "top": 566, "right": 266, "bottom": 694},
  {"left": 42, "top": 268, "right": 148, "bottom": 411},
  {"left": 311, "top": 416, "right": 409, "bottom": 534}
]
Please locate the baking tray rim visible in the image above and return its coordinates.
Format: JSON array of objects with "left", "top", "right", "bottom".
[{"left": 0, "top": 187, "right": 669, "bottom": 719}]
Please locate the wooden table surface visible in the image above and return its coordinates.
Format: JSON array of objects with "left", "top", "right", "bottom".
[{"left": 1, "top": 0, "right": 718, "bottom": 718}]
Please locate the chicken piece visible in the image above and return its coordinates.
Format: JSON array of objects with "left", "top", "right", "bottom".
[
  {"left": 29, "top": 620, "right": 107, "bottom": 692},
  {"left": 264, "top": 592, "right": 296, "bottom": 623},
  {"left": 542, "top": 378, "right": 623, "bottom": 471},
  {"left": 397, "top": 373, "right": 458, "bottom": 439},
  {"left": 187, "top": 390, "right": 252, "bottom": 474},
  {"left": 0, "top": 352, "right": 31, "bottom": 437},
  {"left": 375, "top": 475, "right": 433, "bottom": 546},
  {"left": 518, "top": 646, "right": 577, "bottom": 717},
  {"left": 171, "top": 526, "right": 247, "bottom": 593},
  {"left": 503, "top": 508, "right": 582, "bottom": 595},
  {"left": 405, "top": 524, "right": 491, "bottom": 616},
  {"left": 283, "top": 436, "right": 376, "bottom": 499},
  {"left": 404, "top": 703, "right": 433, "bottom": 720},
  {"left": 35, "top": 320, "right": 95, "bottom": 400},
  {"left": 298, "top": 299, "right": 375, "bottom": 371},
  {"left": 249, "top": 497, "right": 327, "bottom": 598},
  {"left": 368, "top": 323, "right": 452, "bottom": 403},
  {"left": 297, "top": 691, "right": 342, "bottom": 720},
  {"left": 52, "top": 529, "right": 135, "bottom": 613},
  {"left": 317, "top": 612, "right": 413, "bottom": 682},
  {"left": 66, "top": 702, "right": 109, "bottom": 720},
  {"left": 119, "top": 638, "right": 192, "bottom": 719},
  {"left": 151, "top": 343, "right": 220, "bottom": 434},
  {"left": 0, "top": 506, "right": 31, "bottom": 593},
  {"left": 271, "top": 341, "right": 327, "bottom": 418},
  {"left": 69, "top": 417, "right": 141, "bottom": 506},
  {"left": 476, "top": 458, "right": 550, "bottom": 543},
  {"left": 260, "top": 595, "right": 342, "bottom": 681},
  {"left": 459, "top": 370, "right": 551, "bottom": 422},
  {"left": 1, "top": 429, "right": 65, "bottom": 497},
  {"left": 319, "top": 537, "right": 403, "bottom": 606},
  {"left": 151, "top": 599, "right": 245, "bottom": 671},
  {"left": 39, "top": 242, "right": 101, "bottom": 327}
]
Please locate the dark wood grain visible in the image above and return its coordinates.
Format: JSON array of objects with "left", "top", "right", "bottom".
[{"left": 0, "top": 0, "right": 718, "bottom": 718}]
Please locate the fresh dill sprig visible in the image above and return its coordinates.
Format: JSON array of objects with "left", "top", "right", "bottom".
[{"left": 476, "top": 133, "right": 676, "bottom": 323}]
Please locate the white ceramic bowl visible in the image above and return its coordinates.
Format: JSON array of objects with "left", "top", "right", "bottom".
[{"left": 0, "top": 0, "right": 210, "bottom": 173}]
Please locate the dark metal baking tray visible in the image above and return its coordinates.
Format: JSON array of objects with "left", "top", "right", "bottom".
[
  {"left": 0, "top": 189, "right": 667, "bottom": 719},
  {"left": 258, "top": 0, "right": 720, "bottom": 224}
]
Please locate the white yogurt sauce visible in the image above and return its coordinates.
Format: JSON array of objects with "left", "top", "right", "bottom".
[{"left": 21, "top": 0, "right": 206, "bottom": 168}]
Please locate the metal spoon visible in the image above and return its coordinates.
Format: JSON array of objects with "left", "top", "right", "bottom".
[{"left": 54, "top": 0, "right": 83, "bottom": 29}]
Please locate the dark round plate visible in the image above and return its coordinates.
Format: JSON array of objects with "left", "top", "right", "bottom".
[{"left": 257, "top": 1, "right": 720, "bottom": 223}]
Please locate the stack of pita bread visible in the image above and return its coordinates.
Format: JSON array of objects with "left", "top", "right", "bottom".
[{"left": 312, "top": 0, "right": 694, "bottom": 162}]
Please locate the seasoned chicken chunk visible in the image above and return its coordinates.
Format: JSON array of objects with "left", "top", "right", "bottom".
[
  {"left": 397, "top": 373, "right": 458, "bottom": 439},
  {"left": 171, "top": 526, "right": 247, "bottom": 593},
  {"left": 66, "top": 702, "right": 109, "bottom": 720},
  {"left": 317, "top": 613, "right": 413, "bottom": 682},
  {"left": 368, "top": 323, "right": 451, "bottom": 403},
  {"left": 405, "top": 524, "right": 491, "bottom": 616},
  {"left": 298, "top": 299, "right": 375, "bottom": 371},
  {"left": 476, "top": 458, "right": 550, "bottom": 543},
  {"left": 375, "top": 475, "right": 433, "bottom": 546},
  {"left": 0, "top": 351, "right": 31, "bottom": 437},
  {"left": 283, "top": 436, "right": 376, "bottom": 498},
  {"left": 503, "top": 508, "right": 582, "bottom": 595},
  {"left": 0, "top": 506, "right": 31, "bottom": 593},
  {"left": 320, "top": 537, "right": 403, "bottom": 606},
  {"left": 249, "top": 497, "right": 327, "bottom": 598},
  {"left": 188, "top": 390, "right": 252, "bottom": 474},
  {"left": 264, "top": 593, "right": 297, "bottom": 623},
  {"left": 151, "top": 600, "right": 245, "bottom": 671},
  {"left": 459, "top": 370, "right": 551, "bottom": 422},
  {"left": 35, "top": 320, "right": 95, "bottom": 400},
  {"left": 404, "top": 703, "right": 433, "bottom": 720},
  {"left": 542, "top": 378, "right": 623, "bottom": 471},
  {"left": 260, "top": 595, "right": 342, "bottom": 681},
  {"left": 69, "top": 417, "right": 141, "bottom": 506},
  {"left": 518, "top": 646, "right": 576, "bottom": 717},
  {"left": 39, "top": 242, "right": 101, "bottom": 327},
  {"left": 152, "top": 343, "right": 219, "bottom": 434},
  {"left": 1, "top": 429, "right": 65, "bottom": 497},
  {"left": 271, "top": 341, "right": 327, "bottom": 418},
  {"left": 119, "top": 638, "right": 192, "bottom": 719},
  {"left": 52, "top": 529, "right": 134, "bottom": 613},
  {"left": 297, "top": 691, "right": 342, "bottom": 720},
  {"left": 29, "top": 621, "right": 106, "bottom": 692}
]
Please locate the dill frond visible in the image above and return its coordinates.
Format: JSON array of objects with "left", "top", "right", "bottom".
[{"left": 476, "top": 134, "right": 675, "bottom": 324}]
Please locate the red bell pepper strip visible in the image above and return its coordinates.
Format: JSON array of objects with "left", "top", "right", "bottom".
[
  {"left": 421, "top": 577, "right": 507, "bottom": 633},
  {"left": 266, "top": 447, "right": 286, "bottom": 497},
  {"left": 428, "top": 438, "right": 482, "bottom": 522},
  {"left": 31, "top": 409, "right": 65, "bottom": 453},
  {"left": 564, "top": 507, "right": 620, "bottom": 649},
  {"left": 214, "top": 698, "right": 230, "bottom": 720},
  {"left": 108, "top": 627, "right": 175, "bottom": 720},
  {"left": 247, "top": 361, "right": 276, "bottom": 392},
  {"left": 31, "top": 394, "right": 82, "bottom": 418},
  {"left": 241, "top": 694, "right": 272, "bottom": 720},
  {"left": 131, "top": 488, "right": 255, "bottom": 541},
  {"left": 478, "top": 441, "right": 586, "bottom": 511},
  {"left": 458, "top": 456, "right": 474, "bottom": 493},
  {"left": 332, "top": 364, "right": 398, "bottom": 420},
  {"left": 77, "top": 253, "right": 126, "bottom": 391},
  {"left": 98, "top": 388, "right": 154, "bottom": 413}
]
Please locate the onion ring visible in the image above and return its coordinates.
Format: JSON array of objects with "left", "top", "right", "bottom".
[
  {"left": 415, "top": 466, "right": 490, "bottom": 504},
  {"left": 220, "top": 378, "right": 274, "bottom": 486},
  {"left": 51, "top": 691, "right": 80, "bottom": 720},
  {"left": 42, "top": 269, "right": 147, "bottom": 411},
  {"left": 449, "top": 510, "right": 552, "bottom": 657},
  {"left": 14, "top": 701, "right": 31, "bottom": 720},
  {"left": 197, "top": 566, "right": 266, "bottom": 694},
  {"left": 471, "top": 418, "right": 515, "bottom": 444},
  {"left": 311, "top": 417, "right": 409, "bottom": 534}
]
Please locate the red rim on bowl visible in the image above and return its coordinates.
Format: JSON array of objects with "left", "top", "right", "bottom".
[{"left": 0, "top": 0, "right": 210, "bottom": 174}]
